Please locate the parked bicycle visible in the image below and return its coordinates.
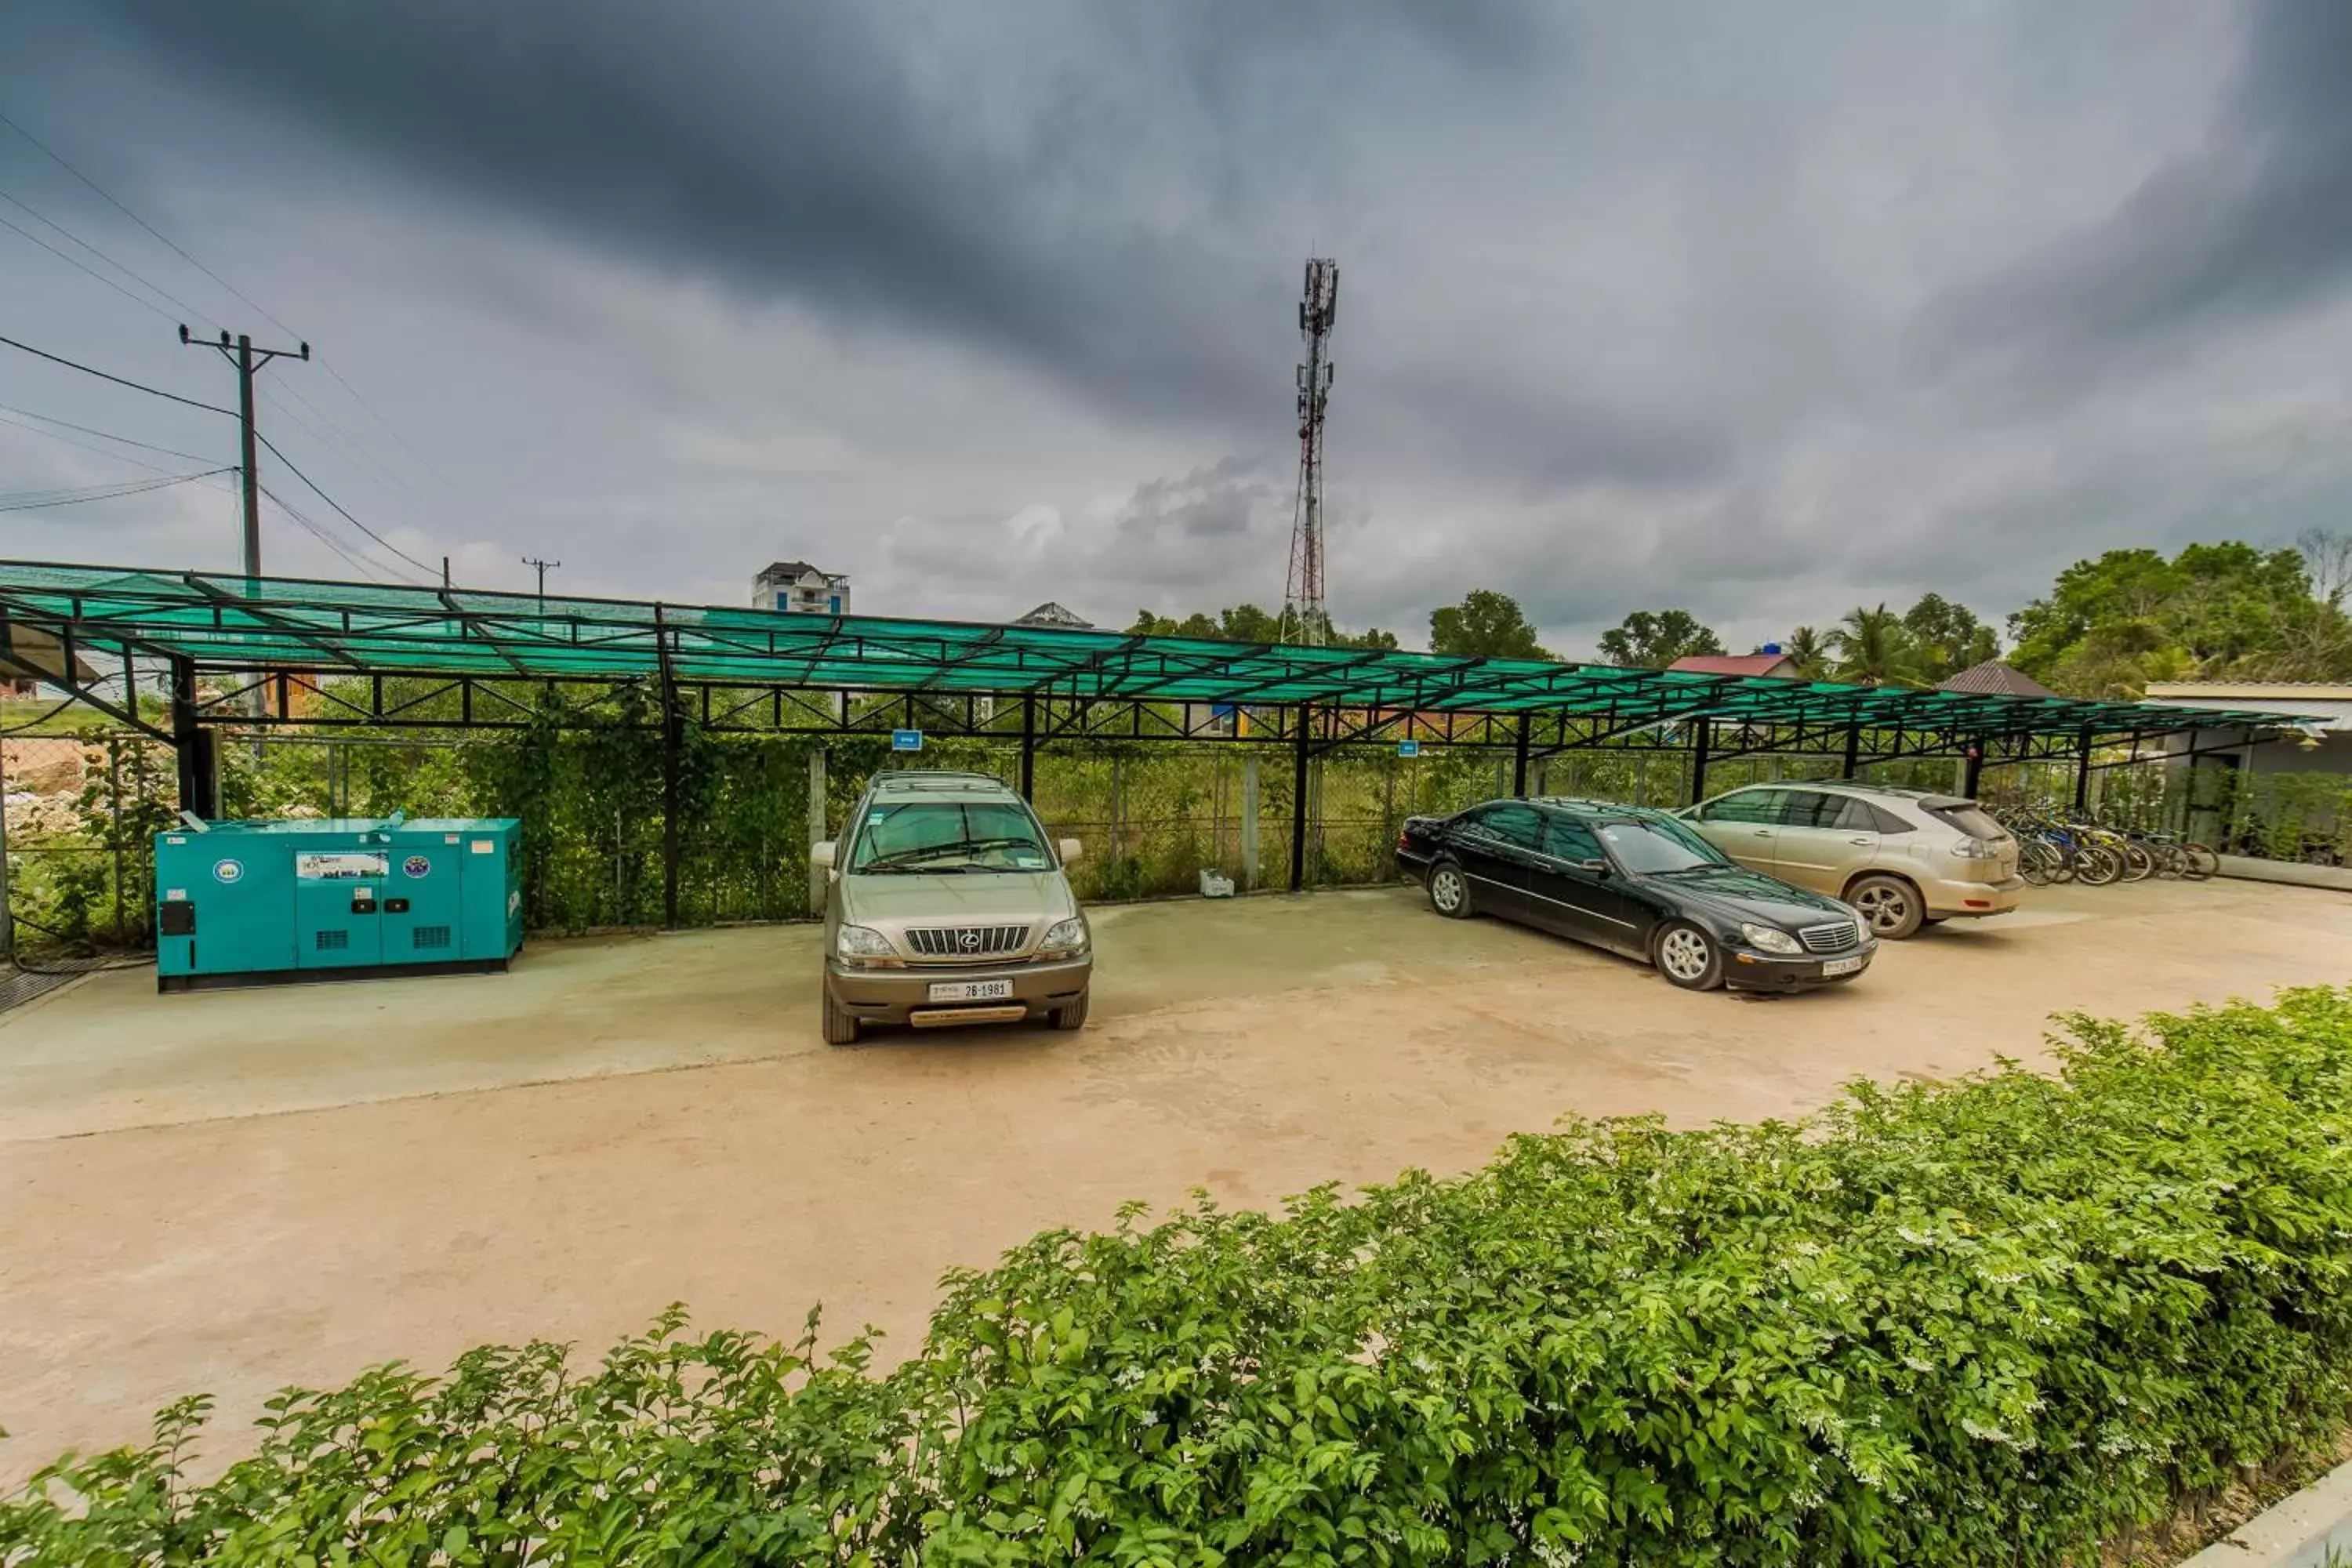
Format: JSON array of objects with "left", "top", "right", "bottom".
[{"left": 1989, "top": 804, "right": 2216, "bottom": 886}]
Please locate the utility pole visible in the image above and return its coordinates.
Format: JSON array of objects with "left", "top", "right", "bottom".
[
  {"left": 180, "top": 326, "right": 309, "bottom": 586},
  {"left": 521, "top": 557, "right": 561, "bottom": 613}
]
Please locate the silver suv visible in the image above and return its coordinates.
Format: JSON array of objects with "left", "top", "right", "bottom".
[
  {"left": 812, "top": 771, "right": 1091, "bottom": 1044},
  {"left": 1681, "top": 781, "right": 2024, "bottom": 939}
]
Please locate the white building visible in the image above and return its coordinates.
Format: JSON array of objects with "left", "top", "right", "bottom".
[
  {"left": 2143, "top": 682, "right": 2350, "bottom": 778},
  {"left": 753, "top": 561, "right": 851, "bottom": 617}
]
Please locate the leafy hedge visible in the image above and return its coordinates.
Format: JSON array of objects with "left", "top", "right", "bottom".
[{"left": 9, "top": 990, "right": 2352, "bottom": 1564}]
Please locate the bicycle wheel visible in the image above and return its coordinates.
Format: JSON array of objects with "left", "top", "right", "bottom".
[
  {"left": 2073, "top": 843, "right": 2123, "bottom": 887},
  {"left": 2120, "top": 841, "right": 2155, "bottom": 882},
  {"left": 2020, "top": 840, "right": 2060, "bottom": 886},
  {"left": 2152, "top": 841, "right": 2187, "bottom": 879},
  {"left": 2183, "top": 843, "right": 2220, "bottom": 880}
]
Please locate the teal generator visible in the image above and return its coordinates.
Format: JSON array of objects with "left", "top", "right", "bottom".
[{"left": 154, "top": 815, "right": 524, "bottom": 992}]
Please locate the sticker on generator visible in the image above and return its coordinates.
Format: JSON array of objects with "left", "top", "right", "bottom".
[
  {"left": 402, "top": 855, "right": 433, "bottom": 878},
  {"left": 445, "top": 834, "right": 459, "bottom": 844},
  {"left": 470, "top": 840, "right": 494, "bottom": 854},
  {"left": 165, "top": 887, "right": 187, "bottom": 902},
  {"left": 507, "top": 889, "right": 521, "bottom": 916},
  {"left": 296, "top": 851, "right": 390, "bottom": 880},
  {"left": 212, "top": 858, "right": 244, "bottom": 884}
]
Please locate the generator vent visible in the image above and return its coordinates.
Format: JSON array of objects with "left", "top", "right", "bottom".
[
  {"left": 412, "top": 925, "right": 453, "bottom": 951},
  {"left": 314, "top": 929, "right": 349, "bottom": 952}
]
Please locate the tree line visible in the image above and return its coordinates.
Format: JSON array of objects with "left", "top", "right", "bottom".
[{"left": 1131, "top": 529, "right": 2352, "bottom": 699}]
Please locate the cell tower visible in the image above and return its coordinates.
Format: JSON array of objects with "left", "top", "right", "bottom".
[{"left": 1283, "top": 257, "right": 1338, "bottom": 645}]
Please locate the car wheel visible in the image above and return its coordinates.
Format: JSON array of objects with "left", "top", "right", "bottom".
[
  {"left": 1653, "top": 921, "right": 1725, "bottom": 991},
  {"left": 821, "top": 987, "right": 860, "bottom": 1046},
  {"left": 1846, "top": 874, "right": 1924, "bottom": 940},
  {"left": 1050, "top": 987, "right": 1090, "bottom": 1032},
  {"left": 1427, "top": 859, "right": 1475, "bottom": 919}
]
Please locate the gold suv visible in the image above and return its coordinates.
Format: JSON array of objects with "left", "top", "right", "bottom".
[
  {"left": 1680, "top": 782, "right": 2024, "bottom": 939},
  {"left": 813, "top": 771, "right": 1090, "bottom": 1044}
]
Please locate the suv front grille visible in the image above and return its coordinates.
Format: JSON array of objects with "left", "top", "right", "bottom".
[
  {"left": 1799, "top": 922, "right": 1860, "bottom": 954},
  {"left": 906, "top": 924, "right": 1029, "bottom": 960}
]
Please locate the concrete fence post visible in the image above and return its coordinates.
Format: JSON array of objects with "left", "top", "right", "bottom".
[
  {"left": 807, "top": 746, "right": 828, "bottom": 916},
  {"left": 1241, "top": 753, "right": 1261, "bottom": 892}
]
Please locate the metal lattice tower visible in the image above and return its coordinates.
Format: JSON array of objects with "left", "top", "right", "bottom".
[{"left": 1283, "top": 257, "right": 1338, "bottom": 646}]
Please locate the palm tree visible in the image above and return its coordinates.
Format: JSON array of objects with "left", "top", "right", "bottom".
[
  {"left": 1828, "top": 604, "right": 1920, "bottom": 686},
  {"left": 1782, "top": 626, "right": 1828, "bottom": 677}
]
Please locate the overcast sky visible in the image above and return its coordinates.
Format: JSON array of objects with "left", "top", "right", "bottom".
[{"left": 3, "top": 0, "right": 2350, "bottom": 657}]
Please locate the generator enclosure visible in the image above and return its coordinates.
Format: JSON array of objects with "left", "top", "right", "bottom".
[{"left": 154, "top": 817, "right": 523, "bottom": 992}]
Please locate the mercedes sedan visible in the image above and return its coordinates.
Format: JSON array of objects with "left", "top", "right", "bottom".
[{"left": 1396, "top": 797, "right": 1877, "bottom": 992}]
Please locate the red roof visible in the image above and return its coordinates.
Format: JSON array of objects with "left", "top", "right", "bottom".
[{"left": 1667, "top": 652, "right": 1801, "bottom": 678}]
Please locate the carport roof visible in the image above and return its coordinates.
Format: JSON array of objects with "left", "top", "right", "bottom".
[{"left": 0, "top": 559, "right": 2308, "bottom": 740}]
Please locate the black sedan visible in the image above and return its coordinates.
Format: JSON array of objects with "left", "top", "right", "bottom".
[{"left": 1396, "top": 797, "right": 1877, "bottom": 992}]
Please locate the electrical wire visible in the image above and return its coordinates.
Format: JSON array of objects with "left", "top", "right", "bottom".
[
  {"left": 0, "top": 185, "right": 220, "bottom": 328},
  {"left": 0, "top": 108, "right": 299, "bottom": 342},
  {"left": 0, "top": 331, "right": 234, "bottom": 416},
  {"left": 252, "top": 430, "right": 438, "bottom": 578},
  {"left": 0, "top": 467, "right": 233, "bottom": 513},
  {"left": 256, "top": 384, "right": 434, "bottom": 510},
  {"left": 0, "top": 400, "right": 216, "bottom": 464},
  {"left": 0, "top": 408, "right": 180, "bottom": 474},
  {"left": 256, "top": 481, "right": 405, "bottom": 583},
  {"left": 0, "top": 210, "right": 178, "bottom": 324}
]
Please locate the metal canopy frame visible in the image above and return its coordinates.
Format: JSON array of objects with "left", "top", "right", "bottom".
[{"left": 0, "top": 559, "right": 2307, "bottom": 909}]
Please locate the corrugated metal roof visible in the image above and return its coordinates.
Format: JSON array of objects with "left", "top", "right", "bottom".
[{"left": 1937, "top": 660, "right": 2057, "bottom": 699}]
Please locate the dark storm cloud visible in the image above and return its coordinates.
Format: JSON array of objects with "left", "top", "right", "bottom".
[
  {"left": 24, "top": 0, "right": 1548, "bottom": 434},
  {"left": 1911, "top": 0, "right": 2352, "bottom": 392}
]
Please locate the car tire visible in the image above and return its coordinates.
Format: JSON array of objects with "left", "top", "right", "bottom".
[
  {"left": 821, "top": 987, "right": 860, "bottom": 1046},
  {"left": 1846, "top": 874, "right": 1925, "bottom": 940},
  {"left": 1653, "top": 920, "right": 1725, "bottom": 991},
  {"left": 1427, "top": 858, "right": 1475, "bottom": 919},
  {"left": 1050, "top": 988, "right": 1090, "bottom": 1032}
]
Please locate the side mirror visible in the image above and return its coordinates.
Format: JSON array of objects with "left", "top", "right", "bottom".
[
  {"left": 811, "top": 840, "right": 836, "bottom": 869},
  {"left": 1577, "top": 858, "right": 1610, "bottom": 876},
  {"left": 1058, "top": 837, "right": 1084, "bottom": 865}
]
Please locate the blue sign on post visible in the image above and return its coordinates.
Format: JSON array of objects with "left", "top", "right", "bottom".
[
  {"left": 891, "top": 729, "right": 924, "bottom": 752},
  {"left": 1396, "top": 739, "right": 1421, "bottom": 758}
]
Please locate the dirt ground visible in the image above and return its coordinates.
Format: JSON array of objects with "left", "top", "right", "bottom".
[{"left": 2, "top": 876, "right": 2347, "bottom": 1482}]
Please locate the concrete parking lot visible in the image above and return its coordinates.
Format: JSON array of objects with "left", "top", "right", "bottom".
[{"left": 3, "top": 875, "right": 2348, "bottom": 1480}]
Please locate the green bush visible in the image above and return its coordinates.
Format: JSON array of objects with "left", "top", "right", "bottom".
[{"left": 12, "top": 992, "right": 2352, "bottom": 1564}]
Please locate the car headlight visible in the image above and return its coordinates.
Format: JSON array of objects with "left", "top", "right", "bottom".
[
  {"left": 1737, "top": 922, "right": 1802, "bottom": 955},
  {"left": 836, "top": 924, "right": 896, "bottom": 960},
  {"left": 1038, "top": 916, "right": 1090, "bottom": 957}
]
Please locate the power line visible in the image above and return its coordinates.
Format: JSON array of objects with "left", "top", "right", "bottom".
[
  {"left": 0, "top": 184, "right": 218, "bottom": 326},
  {"left": 0, "top": 466, "right": 231, "bottom": 513},
  {"left": 0, "top": 400, "right": 216, "bottom": 463},
  {"left": 0, "top": 330, "right": 234, "bottom": 416},
  {"left": 257, "top": 481, "right": 401, "bottom": 583},
  {"left": 253, "top": 428, "right": 438, "bottom": 578},
  {"left": 0, "top": 107, "right": 299, "bottom": 341},
  {"left": 0, "top": 210, "right": 178, "bottom": 323},
  {"left": 0, "top": 408, "right": 178, "bottom": 474},
  {"left": 258, "top": 383, "right": 434, "bottom": 510},
  {"left": 314, "top": 356, "right": 468, "bottom": 500}
]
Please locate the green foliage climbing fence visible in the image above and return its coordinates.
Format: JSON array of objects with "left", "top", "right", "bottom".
[{"left": 9, "top": 987, "right": 2352, "bottom": 1564}]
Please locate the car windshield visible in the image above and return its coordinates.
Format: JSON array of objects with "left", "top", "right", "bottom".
[
  {"left": 849, "top": 800, "right": 1054, "bottom": 873},
  {"left": 1598, "top": 817, "right": 1730, "bottom": 875}
]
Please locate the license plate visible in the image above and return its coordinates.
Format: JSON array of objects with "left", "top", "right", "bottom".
[
  {"left": 1820, "top": 955, "right": 1867, "bottom": 978},
  {"left": 927, "top": 978, "right": 1013, "bottom": 1003}
]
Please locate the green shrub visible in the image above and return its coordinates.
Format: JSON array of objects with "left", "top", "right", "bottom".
[{"left": 10, "top": 990, "right": 2352, "bottom": 1564}]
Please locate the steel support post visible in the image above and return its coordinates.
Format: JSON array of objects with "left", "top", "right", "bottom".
[
  {"left": 1962, "top": 742, "right": 1984, "bottom": 800},
  {"left": 807, "top": 746, "right": 829, "bottom": 916},
  {"left": 2073, "top": 728, "right": 2092, "bottom": 811},
  {"left": 1018, "top": 693, "right": 1037, "bottom": 799},
  {"left": 1688, "top": 717, "right": 1712, "bottom": 805},
  {"left": 1290, "top": 708, "right": 1312, "bottom": 892},
  {"left": 658, "top": 624, "right": 682, "bottom": 930},
  {"left": 1841, "top": 723, "right": 1861, "bottom": 780},
  {"left": 169, "top": 655, "right": 217, "bottom": 818},
  {"left": 1512, "top": 713, "right": 1531, "bottom": 797},
  {"left": 1241, "top": 753, "right": 1261, "bottom": 891}
]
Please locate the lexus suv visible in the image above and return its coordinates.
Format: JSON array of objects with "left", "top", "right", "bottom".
[
  {"left": 814, "top": 771, "right": 1091, "bottom": 1044},
  {"left": 1680, "top": 781, "right": 2024, "bottom": 939}
]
